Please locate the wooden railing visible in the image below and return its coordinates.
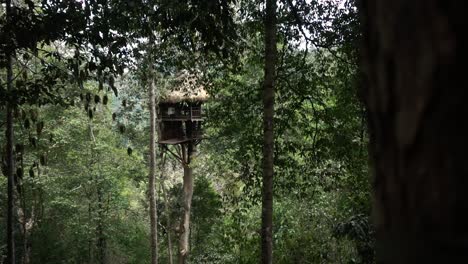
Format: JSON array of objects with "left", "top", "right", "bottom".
[{"left": 160, "top": 106, "right": 203, "bottom": 120}]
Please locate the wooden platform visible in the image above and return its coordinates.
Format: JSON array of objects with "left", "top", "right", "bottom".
[
  {"left": 158, "top": 136, "right": 204, "bottom": 145},
  {"left": 158, "top": 138, "right": 191, "bottom": 145},
  {"left": 157, "top": 117, "right": 203, "bottom": 122}
]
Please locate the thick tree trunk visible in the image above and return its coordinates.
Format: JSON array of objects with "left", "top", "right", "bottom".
[
  {"left": 5, "top": 0, "right": 16, "bottom": 262},
  {"left": 178, "top": 143, "right": 194, "bottom": 264},
  {"left": 149, "top": 77, "right": 159, "bottom": 264},
  {"left": 360, "top": 0, "right": 468, "bottom": 262},
  {"left": 261, "top": 0, "right": 277, "bottom": 263}
]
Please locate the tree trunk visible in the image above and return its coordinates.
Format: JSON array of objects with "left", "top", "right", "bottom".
[
  {"left": 160, "top": 152, "right": 174, "bottom": 264},
  {"left": 96, "top": 186, "right": 106, "bottom": 264},
  {"left": 261, "top": 0, "right": 277, "bottom": 263},
  {"left": 178, "top": 143, "right": 194, "bottom": 264},
  {"left": 18, "top": 205, "right": 33, "bottom": 264},
  {"left": 89, "top": 123, "right": 106, "bottom": 264},
  {"left": 360, "top": 0, "right": 468, "bottom": 262},
  {"left": 149, "top": 76, "right": 159, "bottom": 264},
  {"left": 5, "top": 0, "right": 16, "bottom": 262},
  {"left": 20, "top": 163, "right": 41, "bottom": 264},
  {"left": 6, "top": 62, "right": 16, "bottom": 264},
  {"left": 88, "top": 203, "right": 93, "bottom": 263},
  {"left": 164, "top": 189, "right": 174, "bottom": 264}
]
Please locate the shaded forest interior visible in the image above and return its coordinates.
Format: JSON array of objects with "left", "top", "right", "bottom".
[{"left": 1, "top": 0, "right": 464, "bottom": 263}]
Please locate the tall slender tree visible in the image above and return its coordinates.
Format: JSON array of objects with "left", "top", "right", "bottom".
[
  {"left": 159, "top": 151, "right": 174, "bottom": 264},
  {"left": 5, "top": 0, "right": 16, "bottom": 262},
  {"left": 148, "top": 67, "right": 159, "bottom": 264},
  {"left": 89, "top": 121, "right": 107, "bottom": 264},
  {"left": 148, "top": 43, "right": 158, "bottom": 264},
  {"left": 261, "top": 0, "right": 277, "bottom": 263},
  {"left": 360, "top": 0, "right": 468, "bottom": 262}
]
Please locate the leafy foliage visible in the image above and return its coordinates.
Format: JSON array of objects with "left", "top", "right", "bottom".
[{"left": 0, "top": 0, "right": 374, "bottom": 263}]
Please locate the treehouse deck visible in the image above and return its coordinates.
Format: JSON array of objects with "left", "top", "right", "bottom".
[{"left": 158, "top": 138, "right": 192, "bottom": 145}]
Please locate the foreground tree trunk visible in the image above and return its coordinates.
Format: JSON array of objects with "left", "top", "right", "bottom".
[
  {"left": 178, "top": 143, "right": 194, "bottom": 264},
  {"left": 360, "top": 0, "right": 468, "bottom": 262},
  {"left": 261, "top": 0, "right": 277, "bottom": 263},
  {"left": 149, "top": 76, "right": 159, "bottom": 264},
  {"left": 5, "top": 1, "right": 16, "bottom": 263}
]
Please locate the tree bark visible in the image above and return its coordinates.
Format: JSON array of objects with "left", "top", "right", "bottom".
[
  {"left": 5, "top": 0, "right": 16, "bottom": 262},
  {"left": 149, "top": 77, "right": 159, "bottom": 264},
  {"left": 18, "top": 205, "right": 33, "bottom": 264},
  {"left": 6, "top": 54, "right": 16, "bottom": 264},
  {"left": 88, "top": 203, "right": 93, "bottom": 263},
  {"left": 178, "top": 143, "right": 194, "bottom": 264},
  {"left": 96, "top": 186, "right": 106, "bottom": 264},
  {"left": 159, "top": 152, "right": 174, "bottom": 264},
  {"left": 164, "top": 189, "right": 174, "bottom": 264},
  {"left": 360, "top": 0, "right": 468, "bottom": 262},
  {"left": 89, "top": 123, "right": 106, "bottom": 264},
  {"left": 261, "top": 0, "right": 277, "bottom": 263}
]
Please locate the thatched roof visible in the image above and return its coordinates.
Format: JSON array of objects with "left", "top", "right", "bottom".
[{"left": 161, "top": 71, "right": 209, "bottom": 103}]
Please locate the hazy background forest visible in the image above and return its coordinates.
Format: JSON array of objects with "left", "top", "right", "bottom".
[{"left": 0, "top": 0, "right": 374, "bottom": 263}]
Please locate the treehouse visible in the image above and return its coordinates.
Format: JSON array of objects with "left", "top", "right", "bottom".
[{"left": 157, "top": 72, "right": 208, "bottom": 145}]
